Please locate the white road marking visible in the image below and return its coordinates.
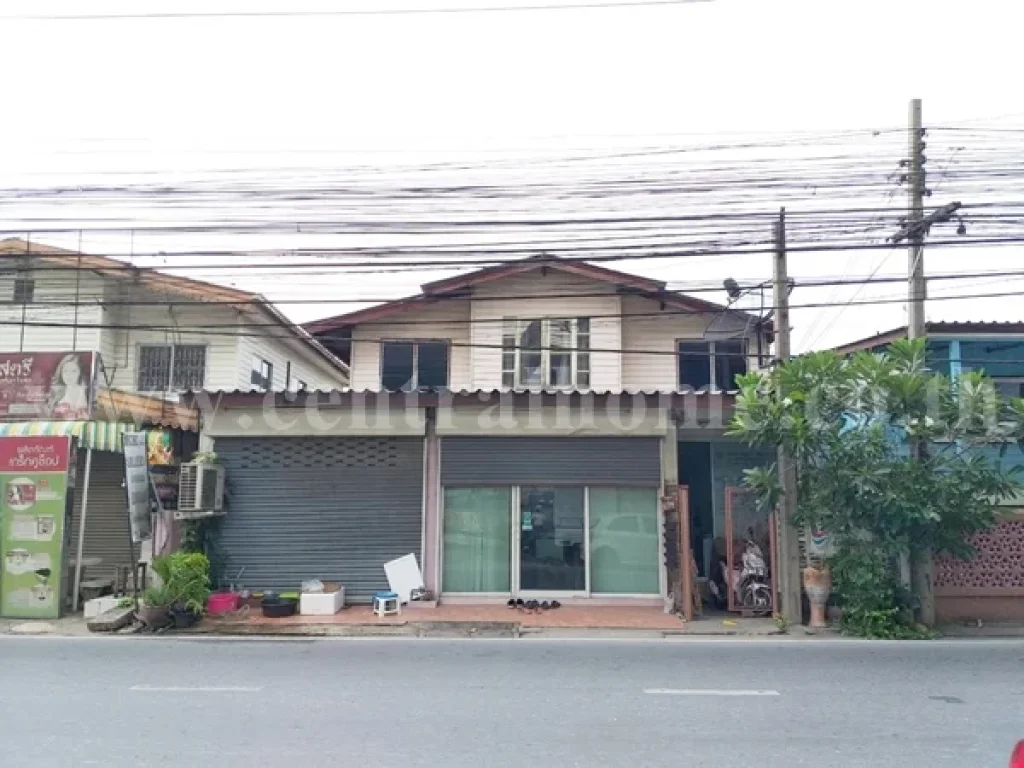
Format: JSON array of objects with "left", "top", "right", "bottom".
[
  {"left": 130, "top": 685, "right": 263, "bottom": 692},
  {"left": 643, "top": 688, "right": 780, "bottom": 696}
]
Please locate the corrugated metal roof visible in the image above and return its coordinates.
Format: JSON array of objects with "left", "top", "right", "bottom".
[
  {"left": 190, "top": 388, "right": 739, "bottom": 398},
  {"left": 831, "top": 321, "right": 1024, "bottom": 355}
]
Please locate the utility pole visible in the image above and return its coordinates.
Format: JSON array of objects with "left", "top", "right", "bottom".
[
  {"left": 890, "top": 99, "right": 962, "bottom": 626},
  {"left": 907, "top": 98, "right": 927, "bottom": 340},
  {"left": 773, "top": 207, "right": 802, "bottom": 625}
]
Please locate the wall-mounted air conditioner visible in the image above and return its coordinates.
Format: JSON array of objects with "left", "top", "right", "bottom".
[{"left": 174, "top": 462, "right": 226, "bottom": 520}]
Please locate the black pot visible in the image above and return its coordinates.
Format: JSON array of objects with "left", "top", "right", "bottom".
[
  {"left": 170, "top": 607, "right": 201, "bottom": 629},
  {"left": 261, "top": 598, "right": 297, "bottom": 618}
]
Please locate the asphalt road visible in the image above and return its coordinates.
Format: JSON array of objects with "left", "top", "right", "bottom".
[{"left": 0, "top": 635, "right": 1021, "bottom": 767}]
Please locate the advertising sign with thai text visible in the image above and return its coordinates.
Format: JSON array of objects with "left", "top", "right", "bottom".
[
  {"left": 0, "top": 352, "right": 96, "bottom": 421},
  {"left": 123, "top": 432, "right": 152, "bottom": 543},
  {"left": 0, "top": 436, "right": 73, "bottom": 619}
]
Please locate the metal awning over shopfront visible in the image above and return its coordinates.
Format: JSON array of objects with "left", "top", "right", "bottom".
[{"left": 0, "top": 420, "right": 131, "bottom": 453}]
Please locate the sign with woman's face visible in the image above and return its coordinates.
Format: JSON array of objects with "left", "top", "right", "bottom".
[{"left": 0, "top": 352, "right": 95, "bottom": 420}]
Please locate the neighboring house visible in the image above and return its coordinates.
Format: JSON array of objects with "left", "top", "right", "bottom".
[
  {"left": 0, "top": 238, "right": 349, "bottom": 396},
  {"left": 0, "top": 238, "right": 349, "bottom": 592},
  {"left": 833, "top": 321, "right": 1024, "bottom": 623},
  {"left": 197, "top": 256, "right": 773, "bottom": 607}
]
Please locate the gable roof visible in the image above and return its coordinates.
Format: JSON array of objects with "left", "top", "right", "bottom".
[
  {"left": 0, "top": 238, "right": 349, "bottom": 378},
  {"left": 305, "top": 256, "right": 766, "bottom": 333}
]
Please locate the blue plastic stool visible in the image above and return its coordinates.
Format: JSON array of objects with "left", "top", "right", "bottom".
[{"left": 373, "top": 591, "right": 400, "bottom": 618}]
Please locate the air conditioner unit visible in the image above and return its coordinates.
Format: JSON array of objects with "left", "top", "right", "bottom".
[{"left": 174, "top": 462, "right": 226, "bottom": 520}]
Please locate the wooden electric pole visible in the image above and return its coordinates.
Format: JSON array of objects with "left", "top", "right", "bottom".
[{"left": 773, "top": 207, "right": 802, "bottom": 625}]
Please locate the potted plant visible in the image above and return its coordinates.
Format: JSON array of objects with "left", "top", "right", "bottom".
[
  {"left": 138, "top": 552, "right": 211, "bottom": 630},
  {"left": 165, "top": 552, "right": 212, "bottom": 628},
  {"left": 139, "top": 583, "right": 174, "bottom": 628}
]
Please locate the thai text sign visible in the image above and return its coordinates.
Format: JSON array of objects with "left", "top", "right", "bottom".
[
  {"left": 0, "top": 352, "right": 96, "bottom": 421},
  {"left": 122, "top": 432, "right": 152, "bottom": 543},
  {"left": 0, "top": 436, "right": 73, "bottom": 619}
]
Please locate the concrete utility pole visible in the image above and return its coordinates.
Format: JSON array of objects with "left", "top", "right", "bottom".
[
  {"left": 773, "top": 207, "right": 802, "bottom": 625},
  {"left": 889, "top": 99, "right": 962, "bottom": 627},
  {"left": 907, "top": 98, "right": 927, "bottom": 340}
]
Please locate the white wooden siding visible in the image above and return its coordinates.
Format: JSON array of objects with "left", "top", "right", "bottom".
[
  {"left": 349, "top": 300, "right": 472, "bottom": 390},
  {"left": 98, "top": 284, "right": 345, "bottom": 394},
  {"left": 469, "top": 272, "right": 622, "bottom": 391},
  {"left": 0, "top": 268, "right": 103, "bottom": 354},
  {"left": 234, "top": 311, "right": 346, "bottom": 392},
  {"left": 621, "top": 295, "right": 761, "bottom": 391},
  {"left": 101, "top": 286, "right": 241, "bottom": 393}
]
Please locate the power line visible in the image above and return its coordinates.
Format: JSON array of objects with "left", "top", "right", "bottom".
[
  {"left": 6, "top": 266, "right": 1024, "bottom": 313},
  {"left": 4, "top": 235, "right": 1021, "bottom": 276},
  {"left": 8, "top": 286, "right": 1024, "bottom": 344},
  {"left": 4, "top": 0, "right": 711, "bottom": 21}
]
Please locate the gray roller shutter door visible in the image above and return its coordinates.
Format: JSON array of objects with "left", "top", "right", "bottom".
[
  {"left": 441, "top": 437, "right": 661, "bottom": 486},
  {"left": 215, "top": 437, "right": 424, "bottom": 602},
  {"left": 68, "top": 449, "right": 133, "bottom": 581}
]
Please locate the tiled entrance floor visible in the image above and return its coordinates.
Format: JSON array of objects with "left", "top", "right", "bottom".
[{"left": 211, "top": 604, "right": 685, "bottom": 631}]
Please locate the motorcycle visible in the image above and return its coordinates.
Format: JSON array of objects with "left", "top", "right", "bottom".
[{"left": 736, "top": 539, "right": 772, "bottom": 613}]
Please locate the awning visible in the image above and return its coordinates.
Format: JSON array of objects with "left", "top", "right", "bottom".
[{"left": 0, "top": 420, "right": 131, "bottom": 453}]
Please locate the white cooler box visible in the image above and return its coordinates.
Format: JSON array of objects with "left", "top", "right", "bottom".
[{"left": 299, "top": 585, "right": 345, "bottom": 615}]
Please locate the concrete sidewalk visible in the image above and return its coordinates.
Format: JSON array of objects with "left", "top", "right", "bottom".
[{"left": 1, "top": 604, "right": 787, "bottom": 639}]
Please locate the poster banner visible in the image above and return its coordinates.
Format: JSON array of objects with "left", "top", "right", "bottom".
[
  {"left": 0, "top": 352, "right": 96, "bottom": 421},
  {"left": 0, "top": 436, "right": 72, "bottom": 619},
  {"left": 147, "top": 430, "right": 179, "bottom": 511},
  {"left": 123, "top": 432, "right": 152, "bottom": 543}
]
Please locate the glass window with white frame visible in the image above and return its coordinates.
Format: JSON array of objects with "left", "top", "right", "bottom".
[
  {"left": 502, "top": 317, "right": 590, "bottom": 389},
  {"left": 137, "top": 344, "right": 206, "bottom": 391},
  {"left": 677, "top": 339, "right": 747, "bottom": 392},
  {"left": 251, "top": 357, "right": 274, "bottom": 391}
]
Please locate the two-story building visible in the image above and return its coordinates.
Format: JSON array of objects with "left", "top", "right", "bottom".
[
  {"left": 834, "top": 321, "right": 1024, "bottom": 624},
  {"left": 197, "top": 257, "right": 773, "bottom": 607},
  {"left": 0, "top": 238, "right": 350, "bottom": 592}
]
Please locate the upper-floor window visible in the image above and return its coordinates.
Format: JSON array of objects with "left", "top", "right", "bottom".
[
  {"left": 677, "top": 339, "right": 747, "bottom": 392},
  {"left": 251, "top": 357, "right": 274, "bottom": 391},
  {"left": 137, "top": 344, "right": 206, "bottom": 391},
  {"left": 502, "top": 318, "right": 590, "bottom": 389},
  {"left": 12, "top": 277, "right": 34, "bottom": 304},
  {"left": 0, "top": 272, "right": 35, "bottom": 304},
  {"left": 992, "top": 378, "right": 1024, "bottom": 399},
  {"left": 381, "top": 340, "right": 449, "bottom": 391}
]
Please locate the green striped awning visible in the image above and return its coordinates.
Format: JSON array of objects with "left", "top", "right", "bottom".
[{"left": 0, "top": 420, "right": 131, "bottom": 453}]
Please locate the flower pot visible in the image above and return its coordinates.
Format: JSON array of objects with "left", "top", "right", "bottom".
[
  {"left": 802, "top": 566, "right": 832, "bottom": 629},
  {"left": 137, "top": 604, "right": 171, "bottom": 629},
  {"left": 170, "top": 606, "right": 201, "bottom": 629}
]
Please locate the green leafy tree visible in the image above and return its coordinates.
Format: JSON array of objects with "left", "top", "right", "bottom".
[{"left": 729, "top": 339, "right": 1024, "bottom": 638}]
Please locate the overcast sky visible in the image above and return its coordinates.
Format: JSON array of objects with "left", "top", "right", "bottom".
[{"left": 2, "top": 0, "right": 1022, "bottom": 351}]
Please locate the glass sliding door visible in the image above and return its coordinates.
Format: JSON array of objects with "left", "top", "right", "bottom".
[
  {"left": 589, "top": 488, "right": 660, "bottom": 594},
  {"left": 518, "top": 486, "right": 586, "bottom": 593},
  {"left": 442, "top": 488, "right": 511, "bottom": 593}
]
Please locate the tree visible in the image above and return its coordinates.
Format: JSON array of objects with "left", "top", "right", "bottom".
[{"left": 729, "top": 339, "right": 1024, "bottom": 638}]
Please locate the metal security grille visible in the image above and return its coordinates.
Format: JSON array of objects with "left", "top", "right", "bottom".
[
  {"left": 215, "top": 437, "right": 424, "bottom": 602},
  {"left": 171, "top": 345, "right": 206, "bottom": 390},
  {"left": 441, "top": 437, "right": 661, "bottom": 486},
  {"left": 137, "top": 346, "right": 172, "bottom": 391},
  {"left": 137, "top": 344, "right": 206, "bottom": 391}
]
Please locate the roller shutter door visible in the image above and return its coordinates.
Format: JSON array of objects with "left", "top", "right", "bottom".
[
  {"left": 215, "top": 436, "right": 424, "bottom": 602},
  {"left": 441, "top": 437, "right": 661, "bottom": 487}
]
